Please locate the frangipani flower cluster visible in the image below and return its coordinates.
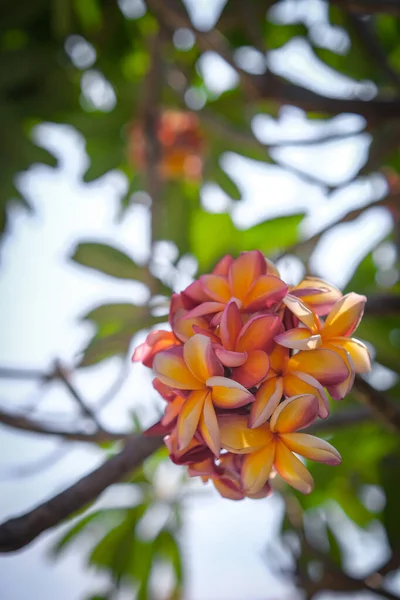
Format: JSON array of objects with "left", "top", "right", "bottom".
[{"left": 133, "top": 251, "right": 370, "bottom": 499}]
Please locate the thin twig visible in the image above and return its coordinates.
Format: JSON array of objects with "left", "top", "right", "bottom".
[
  {"left": 0, "top": 433, "right": 163, "bottom": 552},
  {"left": 0, "top": 406, "right": 129, "bottom": 443},
  {"left": 275, "top": 194, "right": 400, "bottom": 261},
  {"left": 147, "top": 0, "right": 400, "bottom": 121},
  {"left": 353, "top": 375, "right": 400, "bottom": 434}
]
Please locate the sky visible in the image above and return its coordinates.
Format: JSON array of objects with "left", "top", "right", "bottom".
[{"left": 0, "top": 0, "right": 398, "bottom": 599}]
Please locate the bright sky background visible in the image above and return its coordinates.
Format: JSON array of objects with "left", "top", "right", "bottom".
[{"left": 0, "top": 0, "right": 398, "bottom": 599}]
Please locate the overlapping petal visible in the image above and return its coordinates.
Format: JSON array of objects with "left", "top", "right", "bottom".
[
  {"left": 229, "top": 250, "right": 266, "bottom": 300},
  {"left": 183, "top": 334, "right": 223, "bottom": 382},
  {"left": 291, "top": 277, "right": 342, "bottom": 316},
  {"left": 288, "top": 348, "right": 349, "bottom": 386},
  {"left": 153, "top": 348, "right": 204, "bottom": 390},
  {"left": 232, "top": 349, "right": 270, "bottom": 388},
  {"left": 323, "top": 292, "right": 366, "bottom": 338},
  {"left": 279, "top": 433, "right": 341, "bottom": 465},
  {"left": 250, "top": 376, "right": 284, "bottom": 428},
  {"left": 219, "top": 414, "right": 272, "bottom": 453},
  {"left": 207, "top": 376, "right": 254, "bottom": 408},
  {"left": 274, "top": 439, "right": 314, "bottom": 494},
  {"left": 242, "top": 445, "right": 275, "bottom": 495},
  {"left": 270, "top": 394, "right": 318, "bottom": 433}
]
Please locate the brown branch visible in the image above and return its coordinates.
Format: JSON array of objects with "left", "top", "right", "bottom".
[
  {"left": 330, "top": 0, "right": 400, "bottom": 16},
  {"left": 307, "top": 406, "right": 372, "bottom": 433},
  {"left": 348, "top": 14, "right": 400, "bottom": 90},
  {"left": 0, "top": 406, "right": 129, "bottom": 443},
  {"left": 353, "top": 375, "right": 400, "bottom": 434},
  {"left": 364, "top": 294, "right": 400, "bottom": 315},
  {"left": 147, "top": 0, "right": 400, "bottom": 122},
  {"left": 0, "top": 433, "right": 163, "bottom": 552},
  {"left": 276, "top": 194, "right": 399, "bottom": 261}
]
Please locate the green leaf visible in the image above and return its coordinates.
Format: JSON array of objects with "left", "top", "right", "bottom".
[
  {"left": 190, "top": 210, "right": 304, "bottom": 271},
  {"left": 52, "top": 509, "right": 126, "bottom": 556},
  {"left": 154, "top": 530, "right": 183, "bottom": 584},
  {"left": 70, "top": 242, "right": 144, "bottom": 280},
  {"left": 78, "top": 302, "right": 164, "bottom": 367},
  {"left": 89, "top": 505, "right": 148, "bottom": 580},
  {"left": 326, "top": 523, "right": 343, "bottom": 568}
]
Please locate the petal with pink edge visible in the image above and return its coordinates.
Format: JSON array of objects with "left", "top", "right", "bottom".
[
  {"left": 207, "top": 376, "right": 254, "bottom": 408},
  {"left": 322, "top": 342, "right": 355, "bottom": 399},
  {"left": 215, "top": 347, "right": 248, "bottom": 367},
  {"left": 219, "top": 414, "right": 272, "bottom": 453},
  {"left": 232, "top": 350, "right": 270, "bottom": 388},
  {"left": 270, "top": 394, "right": 318, "bottom": 433},
  {"left": 275, "top": 328, "right": 322, "bottom": 351},
  {"left": 323, "top": 292, "right": 366, "bottom": 338},
  {"left": 280, "top": 433, "right": 341, "bottom": 465},
  {"left": 236, "top": 314, "right": 282, "bottom": 353},
  {"left": 270, "top": 344, "right": 290, "bottom": 373},
  {"left": 183, "top": 301, "right": 225, "bottom": 320},
  {"left": 250, "top": 376, "right": 284, "bottom": 428},
  {"left": 220, "top": 301, "right": 242, "bottom": 350},
  {"left": 213, "top": 477, "right": 244, "bottom": 501},
  {"left": 283, "top": 294, "right": 320, "bottom": 332},
  {"left": 274, "top": 439, "right": 314, "bottom": 494},
  {"left": 288, "top": 348, "right": 349, "bottom": 386},
  {"left": 330, "top": 337, "right": 371, "bottom": 373},
  {"left": 181, "top": 279, "right": 209, "bottom": 304},
  {"left": 228, "top": 250, "right": 266, "bottom": 300},
  {"left": 244, "top": 275, "right": 288, "bottom": 311},
  {"left": 212, "top": 254, "right": 234, "bottom": 276},
  {"left": 200, "top": 274, "right": 231, "bottom": 303},
  {"left": 132, "top": 330, "right": 180, "bottom": 367},
  {"left": 172, "top": 307, "right": 211, "bottom": 343},
  {"left": 242, "top": 445, "right": 275, "bottom": 495},
  {"left": 177, "top": 389, "right": 207, "bottom": 450},
  {"left": 153, "top": 348, "right": 204, "bottom": 390},
  {"left": 183, "top": 334, "right": 223, "bottom": 382},
  {"left": 199, "top": 392, "right": 220, "bottom": 457},
  {"left": 283, "top": 371, "right": 329, "bottom": 419},
  {"left": 291, "top": 277, "right": 342, "bottom": 316}
]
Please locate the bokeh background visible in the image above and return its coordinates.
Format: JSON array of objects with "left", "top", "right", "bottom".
[{"left": 1, "top": 0, "right": 400, "bottom": 598}]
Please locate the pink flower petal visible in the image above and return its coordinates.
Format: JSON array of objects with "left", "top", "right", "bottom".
[
  {"left": 270, "top": 394, "right": 319, "bottom": 433},
  {"left": 228, "top": 250, "right": 266, "bottom": 301},
  {"left": 288, "top": 348, "right": 350, "bottom": 386},
  {"left": 250, "top": 376, "right": 284, "bottom": 428},
  {"left": 283, "top": 294, "right": 320, "bottom": 333},
  {"left": 220, "top": 301, "right": 243, "bottom": 350},
  {"left": 280, "top": 433, "right": 341, "bottom": 465},
  {"left": 274, "top": 439, "right": 314, "bottom": 494},
  {"left": 219, "top": 414, "right": 272, "bottom": 453},
  {"left": 177, "top": 389, "right": 208, "bottom": 450},
  {"left": 212, "top": 254, "right": 234, "bottom": 276},
  {"left": 283, "top": 371, "right": 330, "bottom": 419},
  {"left": 207, "top": 376, "right": 255, "bottom": 408},
  {"left": 232, "top": 350, "right": 270, "bottom": 388},
  {"left": 236, "top": 314, "right": 282, "bottom": 353},
  {"left": 183, "top": 334, "right": 223, "bottom": 382},
  {"left": 275, "top": 328, "right": 322, "bottom": 351},
  {"left": 242, "top": 445, "right": 275, "bottom": 495},
  {"left": 183, "top": 301, "right": 226, "bottom": 320},
  {"left": 200, "top": 274, "right": 231, "bottom": 303},
  {"left": 153, "top": 347, "right": 204, "bottom": 390},
  {"left": 244, "top": 275, "right": 288, "bottom": 311},
  {"left": 199, "top": 392, "right": 220, "bottom": 457},
  {"left": 132, "top": 330, "right": 180, "bottom": 367},
  {"left": 323, "top": 292, "right": 366, "bottom": 338},
  {"left": 214, "top": 346, "right": 248, "bottom": 367},
  {"left": 330, "top": 337, "right": 371, "bottom": 374},
  {"left": 291, "top": 277, "right": 342, "bottom": 316}
]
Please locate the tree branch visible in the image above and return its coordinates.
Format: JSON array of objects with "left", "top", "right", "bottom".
[
  {"left": 364, "top": 294, "right": 400, "bottom": 315},
  {"left": 353, "top": 375, "right": 400, "bottom": 434},
  {"left": 0, "top": 406, "right": 129, "bottom": 443},
  {"left": 330, "top": 0, "right": 400, "bottom": 17},
  {"left": 147, "top": 0, "right": 400, "bottom": 122},
  {"left": 0, "top": 433, "right": 163, "bottom": 552}
]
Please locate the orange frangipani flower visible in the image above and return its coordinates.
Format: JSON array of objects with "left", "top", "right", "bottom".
[
  {"left": 275, "top": 293, "right": 371, "bottom": 399},
  {"left": 220, "top": 394, "right": 341, "bottom": 496},
  {"left": 183, "top": 250, "right": 288, "bottom": 323},
  {"left": 133, "top": 251, "right": 367, "bottom": 501},
  {"left": 250, "top": 342, "right": 349, "bottom": 426},
  {"left": 153, "top": 333, "right": 254, "bottom": 457}
]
